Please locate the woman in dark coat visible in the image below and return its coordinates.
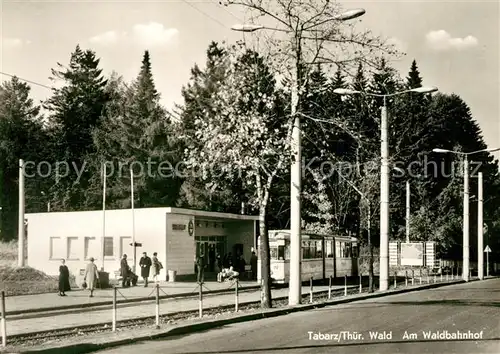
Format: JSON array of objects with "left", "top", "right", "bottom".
[{"left": 58, "top": 259, "right": 70, "bottom": 296}]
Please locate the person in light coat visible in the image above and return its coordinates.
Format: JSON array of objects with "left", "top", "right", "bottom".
[
  {"left": 151, "top": 252, "right": 163, "bottom": 283},
  {"left": 84, "top": 257, "right": 100, "bottom": 297}
]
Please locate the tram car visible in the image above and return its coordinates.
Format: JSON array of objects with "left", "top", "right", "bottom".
[{"left": 257, "top": 230, "right": 359, "bottom": 284}]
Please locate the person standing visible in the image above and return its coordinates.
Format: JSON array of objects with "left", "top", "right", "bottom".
[
  {"left": 83, "top": 257, "right": 100, "bottom": 298},
  {"left": 139, "top": 252, "right": 152, "bottom": 287},
  {"left": 120, "top": 254, "right": 130, "bottom": 287},
  {"left": 250, "top": 251, "right": 258, "bottom": 281},
  {"left": 196, "top": 253, "right": 205, "bottom": 284},
  {"left": 58, "top": 259, "right": 70, "bottom": 296},
  {"left": 151, "top": 252, "right": 163, "bottom": 283}
]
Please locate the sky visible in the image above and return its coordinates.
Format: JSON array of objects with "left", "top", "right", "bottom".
[{"left": 1, "top": 0, "right": 499, "bottom": 158}]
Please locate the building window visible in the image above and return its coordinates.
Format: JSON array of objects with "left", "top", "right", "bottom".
[
  {"left": 50, "top": 237, "right": 65, "bottom": 259},
  {"left": 84, "top": 237, "right": 98, "bottom": 260},
  {"left": 67, "top": 237, "right": 79, "bottom": 260},
  {"left": 104, "top": 237, "right": 114, "bottom": 257}
]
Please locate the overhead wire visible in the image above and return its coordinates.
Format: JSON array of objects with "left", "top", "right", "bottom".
[{"left": 0, "top": 71, "right": 54, "bottom": 90}]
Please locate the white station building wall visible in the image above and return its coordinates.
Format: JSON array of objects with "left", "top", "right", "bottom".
[
  {"left": 26, "top": 208, "right": 168, "bottom": 278},
  {"left": 27, "top": 207, "right": 259, "bottom": 280}
]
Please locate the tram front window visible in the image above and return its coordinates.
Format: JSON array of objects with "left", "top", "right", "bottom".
[{"left": 270, "top": 247, "right": 278, "bottom": 260}]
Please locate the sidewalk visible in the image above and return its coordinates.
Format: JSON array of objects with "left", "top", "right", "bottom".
[
  {"left": 4, "top": 280, "right": 261, "bottom": 313},
  {"left": 5, "top": 284, "right": 342, "bottom": 336}
]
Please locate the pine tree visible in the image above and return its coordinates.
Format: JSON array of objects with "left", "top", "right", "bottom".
[
  {"left": 93, "top": 51, "right": 181, "bottom": 209},
  {"left": 44, "top": 45, "right": 109, "bottom": 211},
  {"left": 406, "top": 59, "right": 423, "bottom": 89},
  {"left": 0, "top": 77, "right": 47, "bottom": 240}
]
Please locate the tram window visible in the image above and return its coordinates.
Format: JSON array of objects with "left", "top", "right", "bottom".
[
  {"left": 270, "top": 247, "right": 278, "bottom": 260},
  {"left": 326, "top": 240, "right": 333, "bottom": 258},
  {"left": 335, "top": 241, "right": 341, "bottom": 258},
  {"left": 315, "top": 241, "right": 322, "bottom": 258},
  {"left": 302, "top": 241, "right": 311, "bottom": 259},
  {"left": 285, "top": 245, "right": 290, "bottom": 260},
  {"left": 352, "top": 245, "right": 358, "bottom": 257},
  {"left": 278, "top": 246, "right": 285, "bottom": 260}
]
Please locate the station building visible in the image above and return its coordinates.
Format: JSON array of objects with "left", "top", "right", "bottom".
[{"left": 26, "top": 207, "right": 259, "bottom": 280}]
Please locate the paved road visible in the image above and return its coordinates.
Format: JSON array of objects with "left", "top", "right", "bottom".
[{"left": 97, "top": 278, "right": 500, "bottom": 354}]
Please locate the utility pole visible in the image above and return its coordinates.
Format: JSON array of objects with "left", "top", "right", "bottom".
[
  {"left": 463, "top": 156, "right": 470, "bottom": 281},
  {"left": 477, "top": 172, "right": 483, "bottom": 280},
  {"left": 18, "top": 159, "right": 25, "bottom": 267},
  {"left": 379, "top": 97, "right": 389, "bottom": 291},
  {"left": 405, "top": 180, "right": 410, "bottom": 243}
]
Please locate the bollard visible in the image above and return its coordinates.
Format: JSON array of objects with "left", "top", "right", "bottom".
[
  {"left": 310, "top": 277, "right": 313, "bottom": 303},
  {"left": 235, "top": 279, "right": 239, "bottom": 312},
  {"left": 328, "top": 275, "right": 332, "bottom": 300},
  {"left": 359, "top": 274, "right": 362, "bottom": 294},
  {"left": 344, "top": 275, "right": 347, "bottom": 296},
  {"left": 446, "top": 272, "right": 449, "bottom": 281},
  {"left": 199, "top": 283, "right": 203, "bottom": 318},
  {"left": 411, "top": 270, "right": 414, "bottom": 286},
  {"left": 440, "top": 273, "right": 443, "bottom": 282},
  {"left": 469, "top": 269, "right": 472, "bottom": 279},
  {"left": 155, "top": 284, "right": 160, "bottom": 329},
  {"left": 405, "top": 271, "right": 408, "bottom": 287},
  {"left": 419, "top": 275, "right": 422, "bottom": 285},
  {"left": 434, "top": 274, "right": 436, "bottom": 283},
  {"left": 393, "top": 272, "right": 396, "bottom": 289},
  {"left": 1, "top": 291, "right": 6, "bottom": 347},
  {"left": 112, "top": 287, "right": 117, "bottom": 332},
  {"left": 427, "top": 271, "right": 429, "bottom": 284}
]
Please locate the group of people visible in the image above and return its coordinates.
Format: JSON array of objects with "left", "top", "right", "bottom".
[
  {"left": 58, "top": 257, "right": 101, "bottom": 298},
  {"left": 59, "top": 252, "right": 164, "bottom": 298},
  {"left": 195, "top": 250, "right": 258, "bottom": 283},
  {"left": 58, "top": 248, "right": 259, "bottom": 298},
  {"left": 120, "top": 252, "right": 163, "bottom": 288}
]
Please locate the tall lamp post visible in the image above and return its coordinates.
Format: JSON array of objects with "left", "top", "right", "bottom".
[
  {"left": 432, "top": 147, "right": 500, "bottom": 281},
  {"left": 477, "top": 172, "right": 483, "bottom": 280},
  {"left": 232, "top": 8, "right": 366, "bottom": 305},
  {"left": 335, "top": 86, "right": 438, "bottom": 291},
  {"left": 393, "top": 167, "right": 413, "bottom": 243}
]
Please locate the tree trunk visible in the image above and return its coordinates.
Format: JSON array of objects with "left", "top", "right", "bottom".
[{"left": 259, "top": 203, "right": 272, "bottom": 308}]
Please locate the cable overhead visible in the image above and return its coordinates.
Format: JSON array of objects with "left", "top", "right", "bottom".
[{"left": 0, "top": 71, "right": 54, "bottom": 90}]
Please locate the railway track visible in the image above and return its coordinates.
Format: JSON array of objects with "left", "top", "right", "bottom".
[
  {"left": 7, "top": 285, "right": 264, "bottom": 320},
  {"left": 6, "top": 283, "right": 262, "bottom": 317},
  {"left": 7, "top": 287, "right": 364, "bottom": 344}
]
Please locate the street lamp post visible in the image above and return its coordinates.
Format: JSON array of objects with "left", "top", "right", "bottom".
[
  {"left": 393, "top": 167, "right": 412, "bottom": 243},
  {"left": 232, "top": 8, "right": 366, "bottom": 306},
  {"left": 335, "top": 86, "right": 438, "bottom": 291},
  {"left": 405, "top": 180, "right": 410, "bottom": 243},
  {"left": 432, "top": 147, "right": 500, "bottom": 282},
  {"left": 477, "top": 172, "right": 483, "bottom": 280}
]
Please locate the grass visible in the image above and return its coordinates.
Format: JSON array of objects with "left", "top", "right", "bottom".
[{"left": 0, "top": 241, "right": 77, "bottom": 296}]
